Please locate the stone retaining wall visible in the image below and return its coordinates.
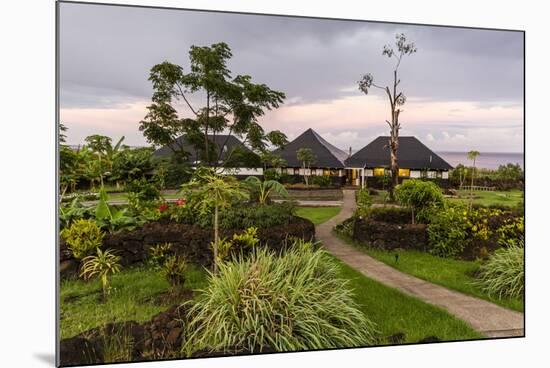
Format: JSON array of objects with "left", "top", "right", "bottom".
[
  {"left": 60, "top": 217, "right": 315, "bottom": 279},
  {"left": 352, "top": 218, "right": 428, "bottom": 251}
]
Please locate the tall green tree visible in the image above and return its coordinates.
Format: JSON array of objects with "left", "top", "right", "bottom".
[
  {"left": 467, "top": 150, "right": 480, "bottom": 210},
  {"left": 84, "top": 135, "right": 125, "bottom": 173},
  {"left": 180, "top": 169, "right": 248, "bottom": 272},
  {"left": 297, "top": 148, "right": 316, "bottom": 187},
  {"left": 358, "top": 33, "right": 417, "bottom": 200},
  {"left": 139, "top": 42, "right": 287, "bottom": 167},
  {"left": 110, "top": 147, "right": 155, "bottom": 185}
]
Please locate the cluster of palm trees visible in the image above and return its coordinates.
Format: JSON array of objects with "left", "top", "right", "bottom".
[{"left": 59, "top": 135, "right": 126, "bottom": 196}]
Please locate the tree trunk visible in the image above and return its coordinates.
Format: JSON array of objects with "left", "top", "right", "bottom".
[
  {"left": 411, "top": 207, "right": 415, "bottom": 224},
  {"left": 469, "top": 159, "right": 476, "bottom": 211},
  {"left": 213, "top": 204, "right": 219, "bottom": 273},
  {"left": 388, "top": 69, "right": 400, "bottom": 201},
  {"left": 389, "top": 134, "right": 399, "bottom": 200}
]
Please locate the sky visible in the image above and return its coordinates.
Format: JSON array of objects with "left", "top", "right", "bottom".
[{"left": 59, "top": 2, "right": 524, "bottom": 153}]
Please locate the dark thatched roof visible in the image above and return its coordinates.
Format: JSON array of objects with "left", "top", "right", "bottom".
[
  {"left": 272, "top": 128, "right": 348, "bottom": 168},
  {"left": 345, "top": 136, "right": 453, "bottom": 170}
]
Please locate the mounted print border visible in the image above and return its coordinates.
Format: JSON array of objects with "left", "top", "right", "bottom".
[{"left": 56, "top": 1, "right": 525, "bottom": 366}]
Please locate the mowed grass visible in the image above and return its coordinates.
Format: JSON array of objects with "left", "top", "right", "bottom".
[
  {"left": 364, "top": 249, "right": 524, "bottom": 312},
  {"left": 297, "top": 206, "right": 482, "bottom": 342},
  {"left": 294, "top": 206, "right": 341, "bottom": 225},
  {"left": 448, "top": 190, "right": 523, "bottom": 208},
  {"left": 328, "top": 254, "right": 482, "bottom": 342},
  {"left": 60, "top": 264, "right": 209, "bottom": 339}
]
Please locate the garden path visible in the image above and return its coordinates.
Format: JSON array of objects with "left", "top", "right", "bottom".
[{"left": 316, "top": 190, "right": 524, "bottom": 338}]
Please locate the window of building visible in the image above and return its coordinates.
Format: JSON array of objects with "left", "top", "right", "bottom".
[
  {"left": 373, "top": 168, "right": 385, "bottom": 176},
  {"left": 398, "top": 168, "right": 410, "bottom": 177}
]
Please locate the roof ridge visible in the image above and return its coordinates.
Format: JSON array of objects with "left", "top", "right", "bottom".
[{"left": 308, "top": 129, "right": 348, "bottom": 165}]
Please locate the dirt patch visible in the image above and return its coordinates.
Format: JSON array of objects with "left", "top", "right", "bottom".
[{"left": 143, "top": 288, "right": 195, "bottom": 306}]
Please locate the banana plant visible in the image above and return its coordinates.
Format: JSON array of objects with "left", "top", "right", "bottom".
[
  {"left": 95, "top": 187, "right": 141, "bottom": 233},
  {"left": 244, "top": 176, "right": 288, "bottom": 205}
]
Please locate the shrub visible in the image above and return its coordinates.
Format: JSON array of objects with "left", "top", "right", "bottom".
[
  {"left": 427, "top": 203, "right": 524, "bottom": 259},
  {"left": 211, "top": 237, "right": 233, "bottom": 264},
  {"left": 61, "top": 219, "right": 105, "bottom": 259},
  {"left": 279, "top": 173, "right": 298, "bottom": 184},
  {"left": 312, "top": 175, "right": 331, "bottom": 188},
  {"left": 182, "top": 243, "right": 377, "bottom": 355},
  {"left": 80, "top": 248, "right": 122, "bottom": 300},
  {"left": 427, "top": 203, "right": 470, "bottom": 257},
  {"left": 475, "top": 240, "right": 524, "bottom": 299},
  {"left": 148, "top": 243, "right": 173, "bottom": 269},
  {"left": 212, "top": 227, "right": 260, "bottom": 264},
  {"left": 333, "top": 217, "right": 354, "bottom": 238},
  {"left": 263, "top": 168, "right": 281, "bottom": 182},
  {"left": 219, "top": 202, "right": 296, "bottom": 229},
  {"left": 161, "top": 255, "right": 187, "bottom": 288},
  {"left": 496, "top": 216, "right": 524, "bottom": 247},
  {"left": 355, "top": 189, "right": 372, "bottom": 217},
  {"left": 232, "top": 227, "right": 260, "bottom": 249},
  {"left": 394, "top": 179, "right": 443, "bottom": 224},
  {"left": 125, "top": 178, "right": 161, "bottom": 203}
]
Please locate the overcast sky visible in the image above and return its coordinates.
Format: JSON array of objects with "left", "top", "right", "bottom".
[{"left": 59, "top": 2, "right": 524, "bottom": 153}]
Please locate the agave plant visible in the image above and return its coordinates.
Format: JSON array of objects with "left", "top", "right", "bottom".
[
  {"left": 244, "top": 176, "right": 288, "bottom": 205},
  {"left": 80, "top": 248, "right": 122, "bottom": 300}
]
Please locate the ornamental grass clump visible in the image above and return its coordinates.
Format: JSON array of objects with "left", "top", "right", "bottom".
[
  {"left": 182, "top": 242, "right": 378, "bottom": 356},
  {"left": 475, "top": 240, "right": 524, "bottom": 299}
]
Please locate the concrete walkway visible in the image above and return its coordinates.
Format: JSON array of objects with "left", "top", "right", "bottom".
[{"left": 316, "top": 190, "right": 524, "bottom": 338}]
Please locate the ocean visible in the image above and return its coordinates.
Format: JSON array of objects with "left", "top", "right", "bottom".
[{"left": 436, "top": 152, "right": 524, "bottom": 170}]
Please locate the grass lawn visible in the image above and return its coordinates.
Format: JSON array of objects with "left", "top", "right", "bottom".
[
  {"left": 294, "top": 206, "right": 341, "bottom": 225},
  {"left": 297, "top": 205, "right": 482, "bottom": 342},
  {"left": 329, "top": 254, "right": 482, "bottom": 342},
  {"left": 362, "top": 249, "right": 524, "bottom": 312},
  {"left": 448, "top": 189, "right": 523, "bottom": 208},
  {"left": 60, "top": 264, "right": 209, "bottom": 339}
]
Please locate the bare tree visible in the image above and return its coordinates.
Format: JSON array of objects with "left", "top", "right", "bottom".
[{"left": 358, "top": 33, "right": 417, "bottom": 200}]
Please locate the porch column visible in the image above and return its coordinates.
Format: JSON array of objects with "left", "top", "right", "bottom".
[{"left": 362, "top": 168, "right": 365, "bottom": 189}]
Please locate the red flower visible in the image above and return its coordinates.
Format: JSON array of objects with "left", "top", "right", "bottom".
[
  {"left": 158, "top": 203, "right": 169, "bottom": 212},
  {"left": 176, "top": 198, "right": 186, "bottom": 207}
]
